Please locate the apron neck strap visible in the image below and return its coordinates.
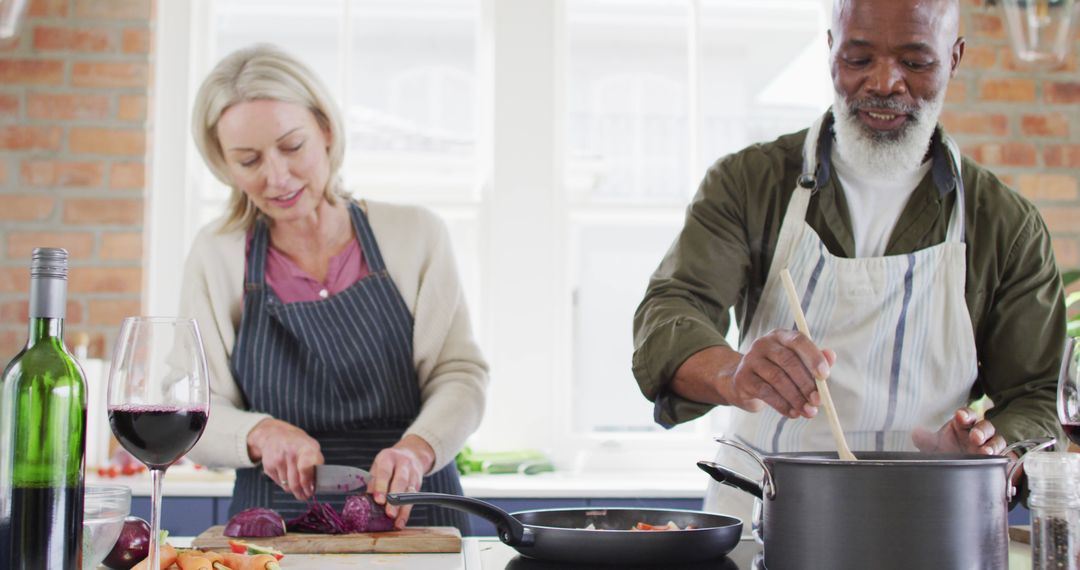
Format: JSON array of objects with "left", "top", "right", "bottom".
[
  {"left": 798, "top": 113, "right": 830, "bottom": 190},
  {"left": 246, "top": 216, "right": 271, "bottom": 286},
  {"left": 941, "top": 135, "right": 966, "bottom": 244}
]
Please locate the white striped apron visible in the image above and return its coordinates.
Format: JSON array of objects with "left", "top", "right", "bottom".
[
  {"left": 229, "top": 202, "right": 468, "bottom": 531},
  {"left": 704, "top": 115, "right": 978, "bottom": 528}
]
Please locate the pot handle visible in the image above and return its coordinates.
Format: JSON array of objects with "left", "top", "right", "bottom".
[
  {"left": 697, "top": 461, "right": 764, "bottom": 499},
  {"left": 388, "top": 492, "right": 535, "bottom": 546},
  {"left": 712, "top": 438, "right": 776, "bottom": 499},
  {"left": 1002, "top": 437, "right": 1057, "bottom": 500}
]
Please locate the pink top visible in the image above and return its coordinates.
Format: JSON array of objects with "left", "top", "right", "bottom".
[{"left": 247, "top": 234, "right": 370, "bottom": 303}]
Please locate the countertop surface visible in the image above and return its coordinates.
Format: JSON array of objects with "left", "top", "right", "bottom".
[
  {"left": 162, "top": 536, "right": 1034, "bottom": 569},
  {"left": 89, "top": 469, "right": 710, "bottom": 499}
]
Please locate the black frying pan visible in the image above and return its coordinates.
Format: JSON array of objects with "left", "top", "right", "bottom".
[{"left": 387, "top": 492, "right": 742, "bottom": 566}]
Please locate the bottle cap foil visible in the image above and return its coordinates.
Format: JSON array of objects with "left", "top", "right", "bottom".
[{"left": 31, "top": 247, "right": 69, "bottom": 279}]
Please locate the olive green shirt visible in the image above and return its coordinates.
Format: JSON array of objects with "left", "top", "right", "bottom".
[{"left": 632, "top": 119, "right": 1066, "bottom": 447}]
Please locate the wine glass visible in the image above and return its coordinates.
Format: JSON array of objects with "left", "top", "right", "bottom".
[
  {"left": 106, "top": 317, "right": 209, "bottom": 570},
  {"left": 1057, "top": 336, "right": 1080, "bottom": 447}
]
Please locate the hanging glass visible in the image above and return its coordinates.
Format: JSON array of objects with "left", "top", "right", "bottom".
[{"left": 997, "top": 0, "right": 1078, "bottom": 68}]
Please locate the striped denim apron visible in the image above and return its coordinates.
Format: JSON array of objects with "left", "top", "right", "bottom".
[
  {"left": 705, "top": 114, "right": 977, "bottom": 526},
  {"left": 228, "top": 202, "right": 468, "bottom": 532}
]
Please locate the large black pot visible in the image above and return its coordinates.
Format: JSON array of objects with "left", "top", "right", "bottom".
[{"left": 699, "top": 438, "right": 1052, "bottom": 570}]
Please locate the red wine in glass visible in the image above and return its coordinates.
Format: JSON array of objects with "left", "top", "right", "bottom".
[
  {"left": 1062, "top": 423, "right": 1080, "bottom": 447},
  {"left": 108, "top": 405, "right": 209, "bottom": 470},
  {"left": 107, "top": 317, "right": 209, "bottom": 570}
]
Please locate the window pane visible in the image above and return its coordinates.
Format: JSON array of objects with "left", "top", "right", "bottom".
[
  {"left": 571, "top": 219, "right": 689, "bottom": 433},
  {"left": 347, "top": 0, "right": 479, "bottom": 201},
  {"left": 566, "top": 0, "right": 690, "bottom": 205},
  {"left": 213, "top": 0, "right": 343, "bottom": 93},
  {"left": 431, "top": 208, "right": 484, "bottom": 347},
  {"left": 698, "top": 0, "right": 832, "bottom": 172}
]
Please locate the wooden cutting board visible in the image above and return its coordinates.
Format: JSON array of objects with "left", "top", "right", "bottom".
[
  {"left": 1009, "top": 525, "right": 1031, "bottom": 544},
  {"left": 192, "top": 525, "right": 462, "bottom": 554}
]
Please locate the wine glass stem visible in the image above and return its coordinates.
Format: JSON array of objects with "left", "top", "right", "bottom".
[{"left": 148, "top": 467, "right": 164, "bottom": 570}]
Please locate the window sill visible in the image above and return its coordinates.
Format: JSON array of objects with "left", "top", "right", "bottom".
[{"left": 88, "top": 468, "right": 709, "bottom": 499}]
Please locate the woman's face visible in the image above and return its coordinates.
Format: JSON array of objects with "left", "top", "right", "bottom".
[{"left": 216, "top": 99, "right": 332, "bottom": 224}]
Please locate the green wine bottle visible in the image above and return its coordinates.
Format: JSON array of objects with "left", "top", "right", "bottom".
[{"left": 0, "top": 248, "right": 87, "bottom": 569}]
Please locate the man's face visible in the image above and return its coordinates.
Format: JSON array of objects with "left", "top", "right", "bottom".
[{"left": 829, "top": 0, "right": 963, "bottom": 141}]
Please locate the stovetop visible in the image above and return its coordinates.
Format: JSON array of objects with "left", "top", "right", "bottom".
[{"left": 474, "top": 537, "right": 764, "bottom": 569}]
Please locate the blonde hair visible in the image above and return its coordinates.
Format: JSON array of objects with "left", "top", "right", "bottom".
[{"left": 191, "top": 43, "right": 349, "bottom": 231}]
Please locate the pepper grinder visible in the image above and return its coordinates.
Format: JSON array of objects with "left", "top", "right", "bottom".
[{"left": 1028, "top": 451, "right": 1080, "bottom": 570}]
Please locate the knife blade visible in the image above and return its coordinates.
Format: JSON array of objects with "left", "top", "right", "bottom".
[{"left": 314, "top": 464, "right": 373, "bottom": 494}]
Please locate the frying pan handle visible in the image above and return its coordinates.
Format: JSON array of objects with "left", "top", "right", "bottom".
[
  {"left": 697, "top": 461, "right": 764, "bottom": 500},
  {"left": 387, "top": 492, "right": 534, "bottom": 546},
  {"left": 1002, "top": 437, "right": 1057, "bottom": 500},
  {"left": 713, "top": 438, "right": 776, "bottom": 498}
]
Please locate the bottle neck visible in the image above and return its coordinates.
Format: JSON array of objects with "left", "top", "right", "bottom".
[
  {"left": 27, "top": 275, "right": 67, "bottom": 346},
  {"left": 26, "top": 317, "right": 63, "bottom": 347}
]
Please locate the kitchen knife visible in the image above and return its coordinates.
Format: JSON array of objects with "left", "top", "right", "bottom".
[{"left": 314, "top": 464, "right": 373, "bottom": 494}]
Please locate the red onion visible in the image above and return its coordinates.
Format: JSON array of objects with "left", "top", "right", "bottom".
[
  {"left": 342, "top": 494, "right": 394, "bottom": 533},
  {"left": 286, "top": 501, "right": 349, "bottom": 534},
  {"left": 286, "top": 495, "right": 394, "bottom": 534},
  {"left": 223, "top": 507, "right": 287, "bottom": 537}
]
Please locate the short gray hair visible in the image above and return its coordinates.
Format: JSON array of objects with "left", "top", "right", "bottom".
[{"left": 191, "top": 43, "right": 349, "bottom": 231}]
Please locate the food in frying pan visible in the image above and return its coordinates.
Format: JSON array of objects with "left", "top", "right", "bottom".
[
  {"left": 633, "top": 521, "right": 697, "bottom": 531},
  {"left": 582, "top": 521, "right": 697, "bottom": 531}
]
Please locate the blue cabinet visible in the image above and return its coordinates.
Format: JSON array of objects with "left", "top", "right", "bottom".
[
  {"left": 463, "top": 498, "right": 705, "bottom": 537},
  {"left": 131, "top": 497, "right": 234, "bottom": 536}
]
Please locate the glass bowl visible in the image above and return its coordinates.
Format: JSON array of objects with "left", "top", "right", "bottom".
[{"left": 83, "top": 485, "right": 131, "bottom": 570}]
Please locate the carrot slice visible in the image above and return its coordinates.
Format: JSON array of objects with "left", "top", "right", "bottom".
[
  {"left": 177, "top": 551, "right": 213, "bottom": 570},
  {"left": 131, "top": 543, "right": 178, "bottom": 570},
  {"left": 241, "top": 553, "right": 281, "bottom": 570}
]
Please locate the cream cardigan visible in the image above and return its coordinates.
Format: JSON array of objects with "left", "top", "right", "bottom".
[{"left": 181, "top": 200, "right": 489, "bottom": 473}]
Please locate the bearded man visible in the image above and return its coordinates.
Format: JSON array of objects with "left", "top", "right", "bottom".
[{"left": 632, "top": 0, "right": 1065, "bottom": 522}]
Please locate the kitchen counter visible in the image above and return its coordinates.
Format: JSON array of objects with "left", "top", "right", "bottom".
[
  {"left": 89, "top": 469, "right": 710, "bottom": 499},
  {"left": 163, "top": 536, "right": 1034, "bottom": 569}
]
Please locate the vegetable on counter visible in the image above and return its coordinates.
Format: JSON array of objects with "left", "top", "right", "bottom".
[
  {"left": 285, "top": 494, "right": 394, "bottom": 534},
  {"left": 223, "top": 508, "right": 286, "bottom": 538},
  {"left": 103, "top": 516, "right": 152, "bottom": 569},
  {"left": 211, "top": 551, "right": 281, "bottom": 570},
  {"left": 227, "top": 539, "right": 285, "bottom": 560},
  {"left": 286, "top": 500, "right": 348, "bottom": 534},
  {"left": 176, "top": 551, "right": 212, "bottom": 570},
  {"left": 341, "top": 493, "right": 394, "bottom": 532},
  {"left": 241, "top": 554, "right": 281, "bottom": 570},
  {"left": 130, "top": 541, "right": 177, "bottom": 570}
]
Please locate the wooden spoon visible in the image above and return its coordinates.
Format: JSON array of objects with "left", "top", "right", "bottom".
[{"left": 779, "top": 268, "right": 857, "bottom": 461}]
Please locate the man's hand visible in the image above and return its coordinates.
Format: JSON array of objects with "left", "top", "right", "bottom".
[
  {"left": 247, "top": 417, "right": 325, "bottom": 501},
  {"left": 912, "top": 408, "right": 1007, "bottom": 455},
  {"left": 726, "top": 329, "right": 835, "bottom": 419}
]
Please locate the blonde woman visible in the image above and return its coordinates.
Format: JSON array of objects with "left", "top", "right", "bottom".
[{"left": 181, "top": 43, "right": 487, "bottom": 532}]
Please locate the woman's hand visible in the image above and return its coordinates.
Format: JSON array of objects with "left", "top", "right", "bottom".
[
  {"left": 247, "top": 418, "right": 324, "bottom": 501},
  {"left": 369, "top": 435, "right": 436, "bottom": 530}
]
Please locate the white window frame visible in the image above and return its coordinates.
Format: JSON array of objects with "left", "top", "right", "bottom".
[{"left": 150, "top": 0, "right": 836, "bottom": 473}]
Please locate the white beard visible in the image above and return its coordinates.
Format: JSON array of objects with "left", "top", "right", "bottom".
[{"left": 831, "top": 89, "right": 945, "bottom": 179}]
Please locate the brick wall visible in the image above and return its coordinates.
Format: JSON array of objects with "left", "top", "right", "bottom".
[
  {"left": 947, "top": 0, "right": 1080, "bottom": 274},
  {"left": 0, "top": 0, "right": 151, "bottom": 359}
]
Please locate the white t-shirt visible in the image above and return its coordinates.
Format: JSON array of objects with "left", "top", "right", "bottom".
[{"left": 831, "top": 147, "right": 933, "bottom": 258}]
